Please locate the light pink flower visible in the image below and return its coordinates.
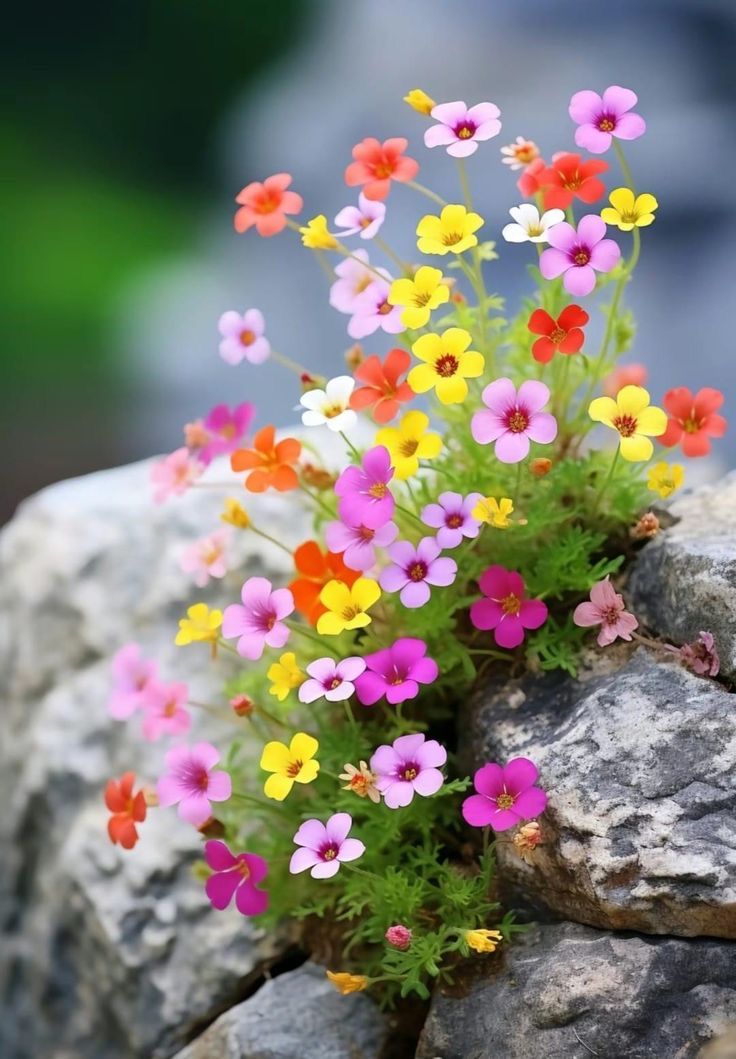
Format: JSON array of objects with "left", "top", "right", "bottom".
[
  {"left": 141, "top": 680, "right": 191, "bottom": 741},
  {"left": 108, "top": 643, "right": 158, "bottom": 720},
  {"left": 424, "top": 100, "right": 502, "bottom": 158},
  {"left": 329, "top": 250, "right": 387, "bottom": 315},
  {"left": 298, "top": 656, "right": 366, "bottom": 704},
  {"left": 348, "top": 279, "right": 405, "bottom": 340},
  {"left": 379, "top": 537, "right": 457, "bottom": 608},
  {"left": 289, "top": 812, "right": 365, "bottom": 879},
  {"left": 222, "top": 576, "right": 294, "bottom": 660},
  {"left": 150, "top": 448, "right": 205, "bottom": 503},
  {"left": 334, "top": 193, "right": 386, "bottom": 240},
  {"left": 573, "top": 577, "right": 638, "bottom": 646},
  {"left": 462, "top": 758, "right": 547, "bottom": 831},
  {"left": 326, "top": 516, "right": 399, "bottom": 572},
  {"left": 370, "top": 733, "right": 446, "bottom": 809},
  {"left": 471, "top": 378, "right": 557, "bottom": 463},
  {"left": 218, "top": 309, "right": 270, "bottom": 365},
  {"left": 180, "top": 529, "right": 230, "bottom": 588},
  {"left": 157, "top": 742, "right": 232, "bottom": 826},
  {"left": 679, "top": 631, "right": 720, "bottom": 677},
  {"left": 569, "top": 85, "right": 646, "bottom": 154}
]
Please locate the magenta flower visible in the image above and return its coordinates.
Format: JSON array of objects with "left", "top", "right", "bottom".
[
  {"left": 462, "top": 758, "right": 547, "bottom": 831},
  {"left": 335, "top": 446, "right": 395, "bottom": 530},
  {"left": 471, "top": 378, "right": 557, "bottom": 463},
  {"left": 157, "top": 742, "right": 232, "bottom": 826},
  {"left": 108, "top": 643, "right": 158, "bottom": 720},
  {"left": 470, "top": 566, "right": 548, "bottom": 649},
  {"left": 204, "top": 840, "right": 269, "bottom": 917},
  {"left": 540, "top": 215, "right": 621, "bottom": 297},
  {"left": 141, "top": 679, "right": 191, "bottom": 741},
  {"left": 424, "top": 100, "right": 502, "bottom": 157},
  {"left": 354, "top": 637, "right": 439, "bottom": 706},
  {"left": 326, "top": 515, "right": 398, "bottom": 572},
  {"left": 298, "top": 656, "right": 366, "bottom": 704},
  {"left": 380, "top": 537, "right": 457, "bottom": 608},
  {"left": 150, "top": 447, "right": 205, "bottom": 504},
  {"left": 573, "top": 577, "right": 638, "bottom": 646},
  {"left": 198, "top": 402, "right": 255, "bottom": 464},
  {"left": 370, "top": 733, "right": 446, "bottom": 809},
  {"left": 385, "top": 925, "right": 412, "bottom": 950},
  {"left": 329, "top": 251, "right": 386, "bottom": 314},
  {"left": 421, "top": 491, "right": 483, "bottom": 549},
  {"left": 334, "top": 192, "right": 386, "bottom": 240},
  {"left": 222, "top": 576, "right": 294, "bottom": 660},
  {"left": 289, "top": 812, "right": 365, "bottom": 879},
  {"left": 180, "top": 529, "right": 230, "bottom": 588},
  {"left": 348, "top": 279, "right": 405, "bottom": 340},
  {"left": 218, "top": 309, "right": 270, "bottom": 365},
  {"left": 569, "top": 85, "right": 646, "bottom": 155}
]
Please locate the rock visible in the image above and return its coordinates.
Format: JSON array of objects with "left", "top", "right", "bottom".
[
  {"left": 629, "top": 470, "right": 736, "bottom": 677},
  {"left": 463, "top": 650, "right": 736, "bottom": 938},
  {"left": 416, "top": 921, "right": 736, "bottom": 1059},
  {"left": 173, "top": 963, "right": 387, "bottom": 1059}
]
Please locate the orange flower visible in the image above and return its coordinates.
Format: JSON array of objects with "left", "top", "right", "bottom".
[
  {"left": 350, "top": 348, "right": 414, "bottom": 424},
  {"left": 344, "top": 138, "right": 419, "bottom": 201},
  {"left": 234, "top": 173, "right": 303, "bottom": 237},
  {"left": 105, "top": 772, "right": 147, "bottom": 849},
  {"left": 288, "top": 541, "right": 359, "bottom": 625},
  {"left": 231, "top": 425, "right": 302, "bottom": 493}
]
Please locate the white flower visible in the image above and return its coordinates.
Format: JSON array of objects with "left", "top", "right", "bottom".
[
  {"left": 500, "top": 136, "right": 540, "bottom": 170},
  {"left": 299, "top": 375, "right": 357, "bottom": 432},
  {"left": 502, "top": 204, "right": 565, "bottom": 244}
]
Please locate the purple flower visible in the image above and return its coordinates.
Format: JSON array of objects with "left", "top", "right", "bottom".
[
  {"left": 199, "top": 402, "right": 255, "bottom": 463},
  {"left": 329, "top": 250, "right": 387, "bottom": 314},
  {"left": 421, "top": 491, "right": 483, "bottom": 549},
  {"left": 348, "top": 279, "right": 405, "bottom": 340},
  {"left": 218, "top": 309, "right": 270, "bottom": 365},
  {"left": 355, "top": 637, "right": 439, "bottom": 706},
  {"left": 471, "top": 378, "right": 557, "bottom": 464},
  {"left": 380, "top": 537, "right": 457, "bottom": 608},
  {"left": 204, "top": 840, "right": 269, "bottom": 917},
  {"left": 289, "top": 812, "right": 365, "bottom": 879},
  {"left": 157, "top": 742, "right": 232, "bottom": 826},
  {"left": 424, "top": 100, "right": 502, "bottom": 158},
  {"left": 462, "top": 758, "right": 547, "bottom": 832},
  {"left": 540, "top": 215, "right": 621, "bottom": 297},
  {"left": 298, "top": 656, "right": 366, "bottom": 703},
  {"left": 370, "top": 733, "right": 446, "bottom": 809},
  {"left": 108, "top": 643, "right": 158, "bottom": 720},
  {"left": 222, "top": 576, "right": 294, "bottom": 660},
  {"left": 334, "top": 192, "right": 386, "bottom": 240},
  {"left": 335, "top": 445, "right": 395, "bottom": 530},
  {"left": 326, "top": 515, "right": 398, "bottom": 572},
  {"left": 569, "top": 85, "right": 646, "bottom": 155}
]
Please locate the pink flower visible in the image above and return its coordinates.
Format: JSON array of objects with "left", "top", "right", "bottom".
[
  {"left": 462, "top": 758, "right": 547, "bottom": 831},
  {"left": 424, "top": 100, "right": 502, "bottom": 158},
  {"left": 180, "top": 529, "right": 230, "bottom": 588},
  {"left": 289, "top": 812, "right": 365, "bottom": 878},
  {"left": 569, "top": 85, "right": 646, "bottom": 154},
  {"left": 298, "top": 656, "right": 367, "bottom": 704},
  {"left": 157, "top": 742, "right": 232, "bottom": 826},
  {"left": 108, "top": 643, "right": 158, "bottom": 720},
  {"left": 380, "top": 537, "right": 457, "bottom": 608},
  {"left": 329, "top": 251, "right": 387, "bottom": 314},
  {"left": 198, "top": 403, "right": 255, "bottom": 463},
  {"left": 679, "top": 631, "right": 720, "bottom": 677},
  {"left": 354, "top": 637, "right": 438, "bottom": 706},
  {"left": 335, "top": 446, "right": 395, "bottom": 530},
  {"left": 370, "top": 733, "right": 446, "bottom": 809},
  {"left": 385, "top": 925, "right": 412, "bottom": 950},
  {"left": 326, "top": 515, "right": 398, "bottom": 573},
  {"left": 573, "top": 577, "right": 638, "bottom": 646},
  {"left": 141, "top": 680, "right": 191, "bottom": 741},
  {"left": 204, "top": 840, "right": 269, "bottom": 916},
  {"left": 334, "top": 193, "right": 386, "bottom": 240},
  {"left": 222, "top": 577, "right": 294, "bottom": 660},
  {"left": 218, "top": 309, "right": 270, "bottom": 366},
  {"left": 151, "top": 448, "right": 205, "bottom": 504},
  {"left": 233, "top": 172, "right": 303, "bottom": 236},
  {"left": 470, "top": 566, "right": 548, "bottom": 649},
  {"left": 471, "top": 378, "right": 557, "bottom": 463},
  {"left": 540, "top": 215, "right": 621, "bottom": 296},
  {"left": 421, "top": 491, "right": 483, "bottom": 549},
  {"left": 348, "top": 279, "right": 405, "bottom": 340}
]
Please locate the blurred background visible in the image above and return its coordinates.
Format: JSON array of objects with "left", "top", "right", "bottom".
[{"left": 3, "top": 0, "right": 735, "bottom": 523}]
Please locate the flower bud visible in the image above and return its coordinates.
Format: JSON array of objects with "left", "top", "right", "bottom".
[
  {"left": 385, "top": 924, "right": 413, "bottom": 950},
  {"left": 301, "top": 462, "right": 338, "bottom": 490},
  {"left": 403, "top": 88, "right": 436, "bottom": 116},
  {"left": 631, "top": 512, "right": 660, "bottom": 540},
  {"left": 344, "top": 343, "right": 365, "bottom": 371},
  {"left": 513, "top": 820, "right": 542, "bottom": 861},
  {"left": 230, "top": 693, "right": 255, "bottom": 717},
  {"left": 530, "top": 457, "right": 552, "bottom": 477},
  {"left": 197, "top": 817, "right": 225, "bottom": 838}
]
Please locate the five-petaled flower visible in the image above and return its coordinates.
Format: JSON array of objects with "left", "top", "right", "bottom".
[
  {"left": 408, "top": 328, "right": 485, "bottom": 405},
  {"left": 573, "top": 577, "right": 638, "bottom": 646},
  {"left": 375, "top": 410, "right": 443, "bottom": 479},
  {"left": 325, "top": 514, "right": 398, "bottom": 574},
  {"left": 339, "top": 761, "right": 381, "bottom": 803},
  {"left": 151, "top": 448, "right": 204, "bottom": 504},
  {"left": 334, "top": 193, "right": 386, "bottom": 240},
  {"left": 647, "top": 461, "right": 684, "bottom": 499},
  {"left": 421, "top": 491, "right": 483, "bottom": 548},
  {"left": 349, "top": 348, "right": 414, "bottom": 424},
  {"left": 298, "top": 656, "right": 367, "bottom": 704},
  {"left": 344, "top": 137, "right": 419, "bottom": 201},
  {"left": 180, "top": 529, "right": 230, "bottom": 588},
  {"left": 569, "top": 85, "right": 646, "bottom": 154},
  {"left": 471, "top": 378, "right": 557, "bottom": 463},
  {"left": 588, "top": 385, "right": 667, "bottom": 461},
  {"left": 540, "top": 215, "right": 621, "bottom": 297},
  {"left": 462, "top": 757, "right": 547, "bottom": 831},
  {"left": 501, "top": 136, "right": 540, "bottom": 170},
  {"left": 300, "top": 376, "right": 357, "bottom": 432},
  {"left": 601, "top": 187, "right": 658, "bottom": 231},
  {"left": 354, "top": 637, "right": 439, "bottom": 706},
  {"left": 218, "top": 310, "right": 270, "bottom": 366},
  {"left": 537, "top": 152, "right": 609, "bottom": 210},
  {"left": 289, "top": 540, "right": 360, "bottom": 625},
  {"left": 389, "top": 266, "right": 450, "bottom": 329},
  {"left": 234, "top": 172, "right": 303, "bottom": 236},
  {"left": 470, "top": 566, "right": 548, "bottom": 649},
  {"left": 231, "top": 425, "right": 302, "bottom": 492},
  {"left": 380, "top": 537, "right": 458, "bottom": 608},
  {"left": 290, "top": 812, "right": 365, "bottom": 877},
  {"left": 157, "top": 742, "right": 232, "bottom": 827},
  {"left": 417, "top": 204, "right": 484, "bottom": 256},
  {"left": 261, "top": 732, "right": 320, "bottom": 801},
  {"left": 502, "top": 204, "right": 565, "bottom": 244},
  {"left": 175, "top": 603, "right": 223, "bottom": 648},
  {"left": 659, "top": 387, "right": 727, "bottom": 457},
  {"left": 527, "top": 305, "right": 589, "bottom": 364},
  {"left": 370, "top": 732, "right": 447, "bottom": 809},
  {"left": 316, "top": 577, "right": 382, "bottom": 635},
  {"left": 267, "top": 652, "right": 304, "bottom": 702},
  {"left": 223, "top": 577, "right": 294, "bottom": 660},
  {"left": 424, "top": 100, "right": 502, "bottom": 157},
  {"left": 105, "top": 772, "right": 148, "bottom": 849},
  {"left": 204, "top": 840, "right": 269, "bottom": 917},
  {"left": 335, "top": 446, "right": 396, "bottom": 528}
]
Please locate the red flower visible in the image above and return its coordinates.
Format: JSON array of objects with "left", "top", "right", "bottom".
[
  {"left": 516, "top": 158, "right": 547, "bottom": 199},
  {"left": 105, "top": 772, "right": 147, "bottom": 849},
  {"left": 659, "top": 387, "right": 727, "bottom": 457},
  {"left": 537, "top": 153, "right": 608, "bottom": 210},
  {"left": 349, "top": 348, "right": 414, "bottom": 424},
  {"left": 233, "top": 173, "right": 303, "bottom": 237},
  {"left": 288, "top": 541, "right": 360, "bottom": 626},
  {"left": 527, "top": 305, "right": 589, "bottom": 364},
  {"left": 344, "top": 138, "right": 419, "bottom": 201}
]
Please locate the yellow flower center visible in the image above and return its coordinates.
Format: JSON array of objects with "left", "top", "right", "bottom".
[
  {"left": 441, "top": 231, "right": 463, "bottom": 247},
  {"left": 574, "top": 249, "right": 590, "bottom": 266},
  {"left": 434, "top": 354, "right": 459, "bottom": 378},
  {"left": 683, "top": 416, "right": 701, "bottom": 434},
  {"left": 527, "top": 224, "right": 544, "bottom": 237},
  {"left": 562, "top": 174, "right": 582, "bottom": 191},
  {"left": 328, "top": 677, "right": 342, "bottom": 690},
  {"left": 374, "top": 163, "right": 393, "bottom": 179},
  {"left": 515, "top": 145, "right": 535, "bottom": 163},
  {"left": 323, "top": 403, "right": 345, "bottom": 419},
  {"left": 550, "top": 326, "right": 566, "bottom": 344},
  {"left": 399, "top": 438, "right": 419, "bottom": 457},
  {"left": 323, "top": 847, "right": 337, "bottom": 860},
  {"left": 613, "top": 413, "right": 638, "bottom": 438},
  {"left": 408, "top": 561, "right": 427, "bottom": 582},
  {"left": 235, "top": 860, "right": 251, "bottom": 879},
  {"left": 496, "top": 792, "right": 515, "bottom": 809},
  {"left": 163, "top": 699, "right": 178, "bottom": 718},
  {"left": 508, "top": 411, "right": 529, "bottom": 434},
  {"left": 368, "top": 481, "right": 388, "bottom": 498},
  {"left": 598, "top": 118, "right": 615, "bottom": 132},
  {"left": 401, "top": 766, "right": 418, "bottom": 781},
  {"left": 240, "top": 329, "right": 256, "bottom": 346},
  {"left": 457, "top": 126, "right": 473, "bottom": 139},
  {"left": 501, "top": 593, "right": 521, "bottom": 616}
]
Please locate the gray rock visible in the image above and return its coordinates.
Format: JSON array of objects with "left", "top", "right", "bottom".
[
  {"left": 629, "top": 470, "right": 736, "bottom": 677},
  {"left": 173, "top": 963, "right": 387, "bottom": 1059},
  {"left": 463, "top": 650, "right": 736, "bottom": 938},
  {"left": 416, "top": 922, "right": 736, "bottom": 1059}
]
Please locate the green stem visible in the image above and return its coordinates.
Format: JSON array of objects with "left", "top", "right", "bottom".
[
  {"left": 285, "top": 619, "right": 326, "bottom": 650},
  {"left": 230, "top": 791, "right": 286, "bottom": 817},
  {"left": 340, "top": 431, "right": 362, "bottom": 461},
  {"left": 592, "top": 446, "right": 620, "bottom": 515},
  {"left": 511, "top": 461, "right": 523, "bottom": 507},
  {"left": 250, "top": 525, "right": 293, "bottom": 556},
  {"left": 455, "top": 158, "right": 493, "bottom": 374},
  {"left": 300, "top": 483, "right": 334, "bottom": 517},
  {"left": 375, "top": 235, "right": 411, "bottom": 275},
  {"left": 270, "top": 349, "right": 308, "bottom": 376},
  {"left": 613, "top": 140, "right": 636, "bottom": 193},
  {"left": 406, "top": 179, "right": 447, "bottom": 207}
]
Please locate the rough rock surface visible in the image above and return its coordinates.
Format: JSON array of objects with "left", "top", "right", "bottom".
[
  {"left": 462, "top": 649, "right": 736, "bottom": 938},
  {"left": 629, "top": 470, "right": 736, "bottom": 677},
  {"left": 416, "top": 922, "right": 736, "bottom": 1059}
]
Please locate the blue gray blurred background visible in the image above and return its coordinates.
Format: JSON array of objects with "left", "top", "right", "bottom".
[{"left": 3, "top": 0, "right": 734, "bottom": 522}]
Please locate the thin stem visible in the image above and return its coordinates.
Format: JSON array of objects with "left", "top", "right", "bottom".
[
  {"left": 340, "top": 431, "right": 362, "bottom": 461},
  {"left": 592, "top": 447, "right": 620, "bottom": 515},
  {"left": 512, "top": 461, "right": 523, "bottom": 507},
  {"left": 455, "top": 158, "right": 493, "bottom": 373},
  {"left": 256, "top": 704, "right": 292, "bottom": 730},
  {"left": 270, "top": 349, "right": 309, "bottom": 377},
  {"left": 406, "top": 179, "right": 447, "bottom": 207},
  {"left": 375, "top": 235, "right": 411, "bottom": 275},
  {"left": 230, "top": 792, "right": 286, "bottom": 817},
  {"left": 613, "top": 140, "right": 636, "bottom": 192},
  {"left": 394, "top": 501, "right": 424, "bottom": 528},
  {"left": 300, "top": 483, "right": 334, "bottom": 517},
  {"left": 285, "top": 619, "right": 326, "bottom": 650},
  {"left": 250, "top": 525, "right": 293, "bottom": 556}
]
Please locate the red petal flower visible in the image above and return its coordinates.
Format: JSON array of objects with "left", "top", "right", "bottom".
[
  {"left": 350, "top": 348, "right": 414, "bottom": 423},
  {"left": 660, "top": 387, "right": 727, "bottom": 457},
  {"left": 527, "top": 305, "right": 589, "bottom": 364},
  {"left": 538, "top": 153, "right": 609, "bottom": 211},
  {"left": 105, "top": 772, "right": 147, "bottom": 850}
]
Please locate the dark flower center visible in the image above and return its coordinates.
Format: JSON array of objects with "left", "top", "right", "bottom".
[
  {"left": 573, "top": 248, "right": 591, "bottom": 266},
  {"left": 441, "top": 231, "right": 463, "bottom": 247},
  {"left": 400, "top": 439, "right": 419, "bottom": 458},
  {"left": 683, "top": 416, "right": 702, "bottom": 434},
  {"left": 446, "top": 514, "right": 463, "bottom": 528},
  {"left": 400, "top": 763, "right": 419, "bottom": 781},
  {"left": 286, "top": 759, "right": 303, "bottom": 778},
  {"left": 377, "top": 300, "right": 393, "bottom": 316},
  {"left": 507, "top": 410, "right": 529, "bottom": 433},
  {"left": 435, "top": 354, "right": 459, "bottom": 378},
  {"left": 327, "top": 677, "right": 342, "bottom": 690},
  {"left": 454, "top": 121, "right": 477, "bottom": 140},
  {"left": 597, "top": 115, "right": 616, "bottom": 132},
  {"left": 408, "top": 561, "right": 428, "bottom": 582},
  {"left": 240, "top": 329, "right": 256, "bottom": 346},
  {"left": 321, "top": 843, "right": 339, "bottom": 861},
  {"left": 613, "top": 414, "right": 638, "bottom": 438},
  {"left": 358, "top": 525, "right": 375, "bottom": 541}
]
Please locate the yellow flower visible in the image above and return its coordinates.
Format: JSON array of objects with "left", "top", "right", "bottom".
[
  {"left": 601, "top": 187, "right": 658, "bottom": 231},
  {"left": 267, "top": 652, "right": 304, "bottom": 702},
  {"left": 300, "top": 214, "right": 339, "bottom": 250},
  {"left": 647, "top": 461, "right": 684, "bottom": 499},
  {"left": 403, "top": 88, "right": 436, "bottom": 116},
  {"left": 465, "top": 929, "right": 503, "bottom": 954},
  {"left": 375, "top": 410, "right": 443, "bottom": 479},
  {"left": 588, "top": 385, "right": 667, "bottom": 462},
  {"left": 260, "top": 732, "right": 319, "bottom": 801},
  {"left": 388, "top": 266, "right": 450, "bottom": 329},
  {"left": 408, "top": 327, "right": 484, "bottom": 404},
  {"left": 416, "top": 204, "right": 484, "bottom": 256},
  {"left": 316, "top": 578, "right": 381, "bottom": 636},
  {"left": 221, "top": 497, "right": 251, "bottom": 529},
  {"left": 472, "top": 496, "right": 514, "bottom": 528},
  {"left": 174, "top": 603, "right": 223, "bottom": 646},
  {"left": 326, "top": 971, "right": 369, "bottom": 995}
]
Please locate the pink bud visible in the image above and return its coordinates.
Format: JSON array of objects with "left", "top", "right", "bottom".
[{"left": 385, "top": 924, "right": 412, "bottom": 951}]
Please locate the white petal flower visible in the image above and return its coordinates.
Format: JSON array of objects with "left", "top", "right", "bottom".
[
  {"left": 300, "top": 375, "right": 357, "bottom": 432},
  {"left": 502, "top": 204, "right": 565, "bottom": 244}
]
